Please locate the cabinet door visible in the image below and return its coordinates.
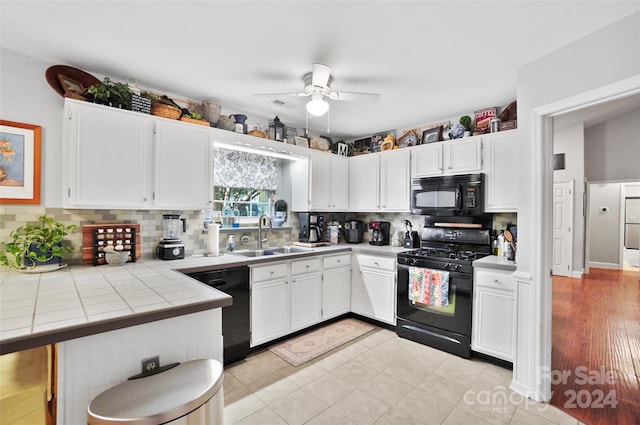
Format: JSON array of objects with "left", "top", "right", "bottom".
[
  {"left": 360, "top": 268, "right": 396, "bottom": 325},
  {"left": 349, "top": 154, "right": 380, "bottom": 210},
  {"left": 63, "top": 101, "right": 152, "bottom": 208},
  {"left": 472, "top": 269, "right": 516, "bottom": 361},
  {"left": 330, "top": 155, "right": 349, "bottom": 210},
  {"left": 446, "top": 138, "right": 482, "bottom": 173},
  {"left": 323, "top": 267, "right": 351, "bottom": 319},
  {"left": 410, "top": 143, "right": 443, "bottom": 177},
  {"left": 483, "top": 131, "right": 519, "bottom": 212},
  {"left": 290, "top": 272, "right": 322, "bottom": 331},
  {"left": 309, "top": 152, "right": 332, "bottom": 210},
  {"left": 153, "top": 120, "right": 213, "bottom": 209},
  {"left": 251, "top": 278, "right": 290, "bottom": 347},
  {"left": 380, "top": 149, "right": 410, "bottom": 211},
  {"left": 290, "top": 157, "right": 310, "bottom": 212}
]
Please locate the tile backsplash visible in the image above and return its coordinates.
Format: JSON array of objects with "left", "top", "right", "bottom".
[{"left": 0, "top": 206, "right": 517, "bottom": 265}]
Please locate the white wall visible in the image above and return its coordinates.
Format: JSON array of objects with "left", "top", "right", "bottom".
[
  {"left": 553, "top": 123, "right": 585, "bottom": 274},
  {"left": 514, "top": 11, "right": 640, "bottom": 399},
  {"left": 0, "top": 48, "right": 65, "bottom": 206},
  {"left": 587, "top": 182, "right": 622, "bottom": 268},
  {"left": 584, "top": 107, "right": 640, "bottom": 182}
]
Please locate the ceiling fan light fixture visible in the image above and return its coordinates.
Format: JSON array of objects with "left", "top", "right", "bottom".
[{"left": 306, "top": 95, "right": 329, "bottom": 116}]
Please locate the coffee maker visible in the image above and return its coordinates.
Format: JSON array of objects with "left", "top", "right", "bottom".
[
  {"left": 345, "top": 220, "right": 364, "bottom": 244},
  {"left": 299, "top": 213, "right": 324, "bottom": 243},
  {"left": 368, "top": 221, "right": 391, "bottom": 246},
  {"left": 156, "top": 214, "right": 186, "bottom": 260}
]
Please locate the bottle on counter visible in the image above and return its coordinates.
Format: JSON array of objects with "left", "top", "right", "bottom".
[
  {"left": 497, "top": 232, "right": 505, "bottom": 257},
  {"left": 226, "top": 235, "right": 235, "bottom": 252}
]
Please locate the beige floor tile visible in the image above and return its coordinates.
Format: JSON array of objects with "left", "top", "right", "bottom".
[
  {"left": 305, "top": 407, "right": 357, "bottom": 425},
  {"left": 233, "top": 406, "right": 287, "bottom": 425},
  {"left": 432, "top": 356, "right": 488, "bottom": 388},
  {"left": 360, "top": 372, "right": 414, "bottom": 405},
  {"left": 358, "top": 328, "right": 397, "bottom": 349},
  {"left": 331, "top": 358, "right": 380, "bottom": 388},
  {"left": 357, "top": 346, "right": 397, "bottom": 372},
  {"left": 508, "top": 408, "right": 557, "bottom": 425},
  {"left": 227, "top": 356, "right": 279, "bottom": 386},
  {"left": 224, "top": 371, "right": 245, "bottom": 395},
  {"left": 416, "top": 372, "right": 471, "bottom": 404},
  {"left": 516, "top": 401, "right": 580, "bottom": 425},
  {"left": 250, "top": 349, "right": 291, "bottom": 371},
  {"left": 455, "top": 388, "right": 517, "bottom": 425},
  {"left": 373, "top": 406, "right": 425, "bottom": 425},
  {"left": 333, "top": 389, "right": 392, "bottom": 425},
  {"left": 442, "top": 408, "right": 494, "bottom": 425},
  {"left": 380, "top": 356, "right": 438, "bottom": 386},
  {"left": 303, "top": 373, "right": 356, "bottom": 406},
  {"left": 246, "top": 372, "right": 300, "bottom": 405},
  {"left": 312, "top": 350, "right": 352, "bottom": 372},
  {"left": 268, "top": 387, "right": 327, "bottom": 425},
  {"left": 396, "top": 387, "right": 457, "bottom": 425},
  {"left": 279, "top": 363, "right": 326, "bottom": 387},
  {"left": 224, "top": 386, "right": 266, "bottom": 425}
]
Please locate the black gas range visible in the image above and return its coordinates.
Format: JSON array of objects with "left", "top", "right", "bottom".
[{"left": 396, "top": 223, "right": 492, "bottom": 358}]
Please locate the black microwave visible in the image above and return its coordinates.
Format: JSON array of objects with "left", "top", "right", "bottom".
[{"left": 410, "top": 174, "right": 484, "bottom": 216}]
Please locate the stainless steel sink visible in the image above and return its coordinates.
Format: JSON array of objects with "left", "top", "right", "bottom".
[{"left": 230, "top": 246, "right": 312, "bottom": 257}]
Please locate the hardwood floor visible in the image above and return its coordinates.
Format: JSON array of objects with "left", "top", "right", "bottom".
[{"left": 552, "top": 267, "right": 640, "bottom": 425}]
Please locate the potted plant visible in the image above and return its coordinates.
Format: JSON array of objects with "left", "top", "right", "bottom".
[
  {"left": 87, "top": 77, "right": 132, "bottom": 110},
  {"left": 459, "top": 115, "right": 473, "bottom": 137},
  {"left": 180, "top": 110, "right": 210, "bottom": 126},
  {"left": 0, "top": 214, "right": 77, "bottom": 270}
]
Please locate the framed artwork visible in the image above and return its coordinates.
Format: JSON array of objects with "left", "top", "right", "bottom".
[
  {"left": 337, "top": 143, "right": 349, "bottom": 156},
  {"left": 371, "top": 130, "right": 396, "bottom": 152},
  {"left": 57, "top": 73, "right": 84, "bottom": 94},
  {"left": 398, "top": 129, "right": 419, "bottom": 148},
  {"left": 422, "top": 126, "right": 443, "bottom": 144},
  {"left": 294, "top": 136, "right": 309, "bottom": 148},
  {"left": 0, "top": 120, "right": 41, "bottom": 204}
]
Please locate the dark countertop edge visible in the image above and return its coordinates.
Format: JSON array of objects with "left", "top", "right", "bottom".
[{"left": 0, "top": 296, "right": 232, "bottom": 355}]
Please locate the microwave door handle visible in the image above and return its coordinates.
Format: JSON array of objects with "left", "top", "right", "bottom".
[{"left": 456, "top": 186, "right": 462, "bottom": 211}]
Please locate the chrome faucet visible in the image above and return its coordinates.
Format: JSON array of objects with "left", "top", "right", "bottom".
[{"left": 257, "top": 214, "right": 272, "bottom": 250}]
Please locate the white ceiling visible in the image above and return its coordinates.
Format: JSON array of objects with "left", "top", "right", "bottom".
[{"left": 2, "top": 1, "right": 640, "bottom": 139}]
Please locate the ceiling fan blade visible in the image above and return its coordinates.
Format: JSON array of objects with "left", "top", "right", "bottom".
[
  {"left": 329, "top": 91, "right": 380, "bottom": 103},
  {"left": 254, "top": 92, "right": 309, "bottom": 98},
  {"left": 311, "top": 63, "right": 331, "bottom": 87}
]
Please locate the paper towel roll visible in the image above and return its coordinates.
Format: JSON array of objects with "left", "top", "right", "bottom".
[{"left": 208, "top": 223, "right": 220, "bottom": 255}]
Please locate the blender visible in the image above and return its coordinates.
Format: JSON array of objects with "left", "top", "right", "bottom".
[{"left": 156, "top": 214, "right": 186, "bottom": 260}]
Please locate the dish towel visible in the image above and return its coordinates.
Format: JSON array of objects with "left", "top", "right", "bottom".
[{"left": 408, "top": 267, "right": 450, "bottom": 308}]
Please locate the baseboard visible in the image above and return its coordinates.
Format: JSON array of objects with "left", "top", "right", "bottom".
[
  {"left": 571, "top": 270, "right": 583, "bottom": 278},
  {"left": 588, "top": 261, "right": 621, "bottom": 270}
]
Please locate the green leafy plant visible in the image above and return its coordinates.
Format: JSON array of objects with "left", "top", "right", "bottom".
[
  {"left": 87, "top": 77, "right": 132, "bottom": 110},
  {"left": 274, "top": 199, "right": 287, "bottom": 212},
  {"left": 459, "top": 115, "right": 472, "bottom": 131},
  {"left": 0, "top": 215, "right": 77, "bottom": 270}
]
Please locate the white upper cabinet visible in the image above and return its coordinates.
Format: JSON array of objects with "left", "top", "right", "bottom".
[
  {"left": 153, "top": 120, "right": 213, "bottom": 209},
  {"left": 482, "top": 130, "right": 519, "bottom": 212},
  {"left": 411, "top": 137, "right": 482, "bottom": 177},
  {"left": 63, "top": 100, "right": 153, "bottom": 209},
  {"left": 349, "top": 149, "right": 410, "bottom": 212},
  {"left": 291, "top": 151, "right": 348, "bottom": 212},
  {"left": 63, "top": 99, "right": 213, "bottom": 210}
]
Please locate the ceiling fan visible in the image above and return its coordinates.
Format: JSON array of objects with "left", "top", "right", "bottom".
[{"left": 255, "top": 63, "right": 380, "bottom": 117}]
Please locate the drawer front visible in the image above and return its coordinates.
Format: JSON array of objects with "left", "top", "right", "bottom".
[
  {"left": 357, "top": 254, "right": 395, "bottom": 271},
  {"left": 291, "top": 257, "right": 322, "bottom": 275},
  {"left": 251, "top": 262, "right": 288, "bottom": 283},
  {"left": 323, "top": 253, "right": 351, "bottom": 269},
  {"left": 475, "top": 269, "right": 515, "bottom": 292}
]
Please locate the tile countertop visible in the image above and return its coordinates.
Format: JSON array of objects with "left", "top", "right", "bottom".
[
  {"left": 0, "top": 243, "right": 408, "bottom": 354},
  {"left": 473, "top": 255, "right": 517, "bottom": 272}
]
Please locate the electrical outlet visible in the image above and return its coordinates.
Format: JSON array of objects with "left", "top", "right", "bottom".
[{"left": 142, "top": 355, "right": 160, "bottom": 373}]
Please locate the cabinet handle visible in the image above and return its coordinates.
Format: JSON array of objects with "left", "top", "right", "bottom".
[
  {"left": 493, "top": 279, "right": 501, "bottom": 284},
  {"left": 374, "top": 262, "right": 379, "bottom": 266},
  {"left": 306, "top": 264, "right": 310, "bottom": 268},
  {"left": 270, "top": 271, "right": 274, "bottom": 275},
  {"left": 337, "top": 259, "right": 341, "bottom": 263}
]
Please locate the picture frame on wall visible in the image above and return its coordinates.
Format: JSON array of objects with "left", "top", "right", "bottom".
[
  {"left": 421, "top": 126, "right": 443, "bottom": 144},
  {"left": 370, "top": 130, "right": 396, "bottom": 152},
  {"left": 57, "top": 74, "right": 84, "bottom": 95},
  {"left": 294, "top": 136, "right": 309, "bottom": 148},
  {"left": 0, "top": 120, "right": 42, "bottom": 204}
]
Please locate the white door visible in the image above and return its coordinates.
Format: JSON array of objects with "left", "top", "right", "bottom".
[{"left": 553, "top": 181, "right": 574, "bottom": 276}]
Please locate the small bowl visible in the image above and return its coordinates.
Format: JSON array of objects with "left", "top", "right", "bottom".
[{"left": 104, "top": 248, "right": 130, "bottom": 266}]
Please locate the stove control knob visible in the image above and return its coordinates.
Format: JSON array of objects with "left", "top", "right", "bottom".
[
  {"left": 444, "top": 263, "right": 451, "bottom": 270},
  {"left": 455, "top": 264, "right": 462, "bottom": 271},
  {"left": 409, "top": 258, "right": 418, "bottom": 266}
]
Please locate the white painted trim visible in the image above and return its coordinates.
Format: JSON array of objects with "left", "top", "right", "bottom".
[
  {"left": 571, "top": 270, "right": 583, "bottom": 279},
  {"left": 526, "top": 73, "right": 640, "bottom": 403},
  {"left": 588, "top": 261, "right": 621, "bottom": 270}
]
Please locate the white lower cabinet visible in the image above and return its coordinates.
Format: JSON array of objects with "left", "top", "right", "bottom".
[
  {"left": 250, "top": 253, "right": 352, "bottom": 347},
  {"left": 290, "top": 258, "right": 322, "bottom": 332},
  {"left": 472, "top": 268, "right": 516, "bottom": 362},
  {"left": 250, "top": 262, "right": 289, "bottom": 347},
  {"left": 351, "top": 254, "right": 396, "bottom": 325},
  {"left": 322, "top": 254, "right": 352, "bottom": 319}
]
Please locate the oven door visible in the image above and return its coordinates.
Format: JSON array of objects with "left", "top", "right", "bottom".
[{"left": 396, "top": 263, "right": 472, "bottom": 336}]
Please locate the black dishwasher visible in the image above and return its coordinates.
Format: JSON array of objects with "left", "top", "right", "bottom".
[{"left": 186, "top": 266, "right": 250, "bottom": 365}]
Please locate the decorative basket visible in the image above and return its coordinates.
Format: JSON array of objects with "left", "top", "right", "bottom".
[{"left": 151, "top": 102, "right": 181, "bottom": 120}]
